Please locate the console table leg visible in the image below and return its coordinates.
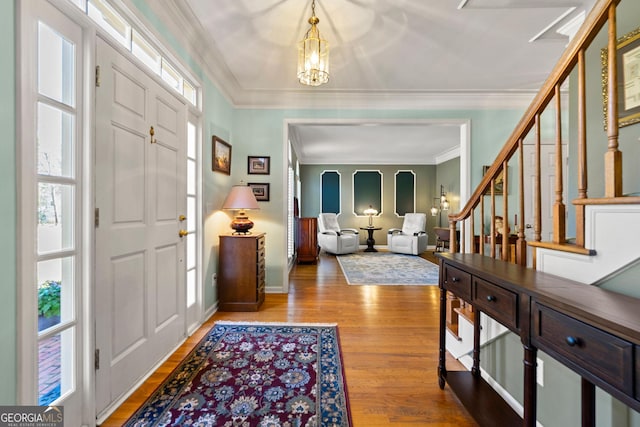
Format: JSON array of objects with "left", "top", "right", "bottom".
[
  {"left": 582, "top": 378, "right": 595, "bottom": 427},
  {"left": 438, "top": 286, "right": 447, "bottom": 389},
  {"left": 471, "top": 308, "right": 481, "bottom": 377},
  {"left": 523, "top": 345, "right": 537, "bottom": 427}
]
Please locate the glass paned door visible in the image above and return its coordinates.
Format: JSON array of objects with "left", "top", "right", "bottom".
[{"left": 36, "top": 21, "right": 79, "bottom": 406}]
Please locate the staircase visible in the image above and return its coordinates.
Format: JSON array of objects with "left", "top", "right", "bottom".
[
  {"left": 443, "top": 0, "right": 640, "bottom": 423},
  {"left": 447, "top": 0, "right": 639, "bottom": 277}
]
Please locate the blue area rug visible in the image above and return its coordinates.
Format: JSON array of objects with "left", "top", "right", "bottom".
[
  {"left": 124, "top": 322, "right": 351, "bottom": 427},
  {"left": 337, "top": 252, "right": 439, "bottom": 285}
]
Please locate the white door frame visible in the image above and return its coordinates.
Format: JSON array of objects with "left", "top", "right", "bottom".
[
  {"left": 16, "top": 1, "right": 93, "bottom": 425},
  {"left": 283, "top": 117, "right": 472, "bottom": 285}
]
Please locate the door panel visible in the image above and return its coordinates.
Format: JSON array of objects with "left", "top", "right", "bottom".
[
  {"left": 156, "top": 98, "right": 179, "bottom": 135},
  {"left": 523, "top": 144, "right": 567, "bottom": 245},
  {"left": 95, "top": 37, "right": 186, "bottom": 417},
  {"left": 113, "top": 126, "right": 146, "bottom": 223},
  {"left": 111, "top": 253, "right": 146, "bottom": 358},
  {"left": 156, "top": 245, "right": 179, "bottom": 326},
  {"left": 156, "top": 144, "right": 178, "bottom": 220},
  {"left": 113, "top": 68, "right": 146, "bottom": 118}
]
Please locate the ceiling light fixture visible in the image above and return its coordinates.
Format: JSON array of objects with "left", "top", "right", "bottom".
[{"left": 297, "top": 0, "right": 329, "bottom": 86}]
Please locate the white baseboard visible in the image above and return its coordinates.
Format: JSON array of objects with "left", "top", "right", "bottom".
[{"left": 95, "top": 337, "right": 187, "bottom": 424}]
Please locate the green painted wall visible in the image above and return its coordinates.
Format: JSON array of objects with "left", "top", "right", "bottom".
[{"left": 0, "top": 0, "right": 16, "bottom": 405}]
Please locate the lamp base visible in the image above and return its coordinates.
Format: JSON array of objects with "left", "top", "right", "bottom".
[{"left": 230, "top": 213, "right": 254, "bottom": 234}]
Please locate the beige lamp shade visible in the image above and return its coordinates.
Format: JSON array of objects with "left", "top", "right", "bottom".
[{"left": 222, "top": 185, "right": 260, "bottom": 234}]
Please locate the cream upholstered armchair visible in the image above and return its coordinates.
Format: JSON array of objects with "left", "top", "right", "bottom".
[
  {"left": 317, "top": 213, "right": 359, "bottom": 255},
  {"left": 387, "top": 213, "right": 428, "bottom": 255}
]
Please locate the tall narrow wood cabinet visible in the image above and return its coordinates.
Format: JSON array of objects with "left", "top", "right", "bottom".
[
  {"left": 296, "top": 217, "right": 318, "bottom": 264},
  {"left": 218, "top": 233, "right": 265, "bottom": 311}
]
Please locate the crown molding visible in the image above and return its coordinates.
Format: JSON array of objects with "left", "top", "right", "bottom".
[
  {"left": 233, "top": 90, "right": 538, "bottom": 110},
  {"left": 134, "top": 0, "right": 237, "bottom": 105},
  {"left": 141, "top": 1, "right": 541, "bottom": 111},
  {"left": 435, "top": 147, "right": 462, "bottom": 164}
]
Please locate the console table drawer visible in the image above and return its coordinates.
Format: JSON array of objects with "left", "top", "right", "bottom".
[
  {"left": 532, "top": 302, "right": 633, "bottom": 395},
  {"left": 636, "top": 347, "right": 640, "bottom": 401},
  {"left": 442, "top": 264, "right": 471, "bottom": 300},
  {"left": 473, "top": 277, "right": 518, "bottom": 330}
]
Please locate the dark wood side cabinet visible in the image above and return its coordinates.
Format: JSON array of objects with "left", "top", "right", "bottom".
[
  {"left": 296, "top": 217, "right": 318, "bottom": 264},
  {"left": 437, "top": 252, "right": 640, "bottom": 427},
  {"left": 218, "top": 233, "right": 265, "bottom": 311}
]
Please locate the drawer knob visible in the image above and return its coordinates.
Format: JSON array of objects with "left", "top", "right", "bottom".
[
  {"left": 566, "top": 336, "right": 579, "bottom": 347},
  {"left": 451, "top": 277, "right": 459, "bottom": 283},
  {"left": 486, "top": 295, "right": 496, "bottom": 302}
]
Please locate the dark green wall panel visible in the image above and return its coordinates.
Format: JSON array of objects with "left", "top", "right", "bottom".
[
  {"left": 321, "top": 171, "right": 341, "bottom": 214},
  {"left": 353, "top": 170, "right": 382, "bottom": 215},
  {"left": 395, "top": 171, "right": 415, "bottom": 216}
]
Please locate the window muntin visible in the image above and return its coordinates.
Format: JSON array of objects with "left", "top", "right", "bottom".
[
  {"left": 88, "top": 0, "right": 131, "bottom": 48},
  {"left": 38, "top": 328, "right": 74, "bottom": 405},
  {"left": 161, "top": 59, "right": 182, "bottom": 93},
  {"left": 38, "top": 23, "right": 75, "bottom": 107},
  {"left": 35, "top": 19, "right": 80, "bottom": 406},
  {"left": 37, "top": 183, "right": 75, "bottom": 254},
  {"left": 37, "top": 103, "right": 75, "bottom": 178},
  {"left": 80, "top": 0, "right": 198, "bottom": 106},
  {"left": 37, "top": 256, "right": 75, "bottom": 331},
  {"left": 132, "top": 30, "right": 161, "bottom": 74}
]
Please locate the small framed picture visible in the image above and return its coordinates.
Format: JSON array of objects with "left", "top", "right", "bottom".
[
  {"left": 483, "top": 165, "right": 504, "bottom": 195},
  {"left": 248, "top": 183, "right": 270, "bottom": 202},
  {"left": 248, "top": 156, "right": 270, "bottom": 175},
  {"left": 212, "top": 136, "right": 231, "bottom": 175},
  {"left": 601, "top": 27, "right": 640, "bottom": 129}
]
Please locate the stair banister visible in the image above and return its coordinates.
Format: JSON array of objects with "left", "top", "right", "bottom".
[{"left": 448, "top": 0, "right": 623, "bottom": 260}]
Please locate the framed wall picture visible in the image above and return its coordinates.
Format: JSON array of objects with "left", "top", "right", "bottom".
[
  {"left": 248, "top": 183, "right": 270, "bottom": 202},
  {"left": 601, "top": 27, "right": 640, "bottom": 129},
  {"left": 248, "top": 156, "right": 270, "bottom": 175},
  {"left": 212, "top": 136, "right": 231, "bottom": 175},
  {"left": 483, "top": 165, "right": 504, "bottom": 195}
]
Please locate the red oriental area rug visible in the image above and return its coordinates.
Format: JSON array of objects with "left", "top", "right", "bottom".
[{"left": 124, "top": 322, "right": 351, "bottom": 427}]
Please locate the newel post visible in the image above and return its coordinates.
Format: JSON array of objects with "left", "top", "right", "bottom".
[{"left": 449, "top": 220, "right": 458, "bottom": 253}]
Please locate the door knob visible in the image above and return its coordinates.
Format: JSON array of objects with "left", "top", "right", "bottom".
[
  {"left": 179, "top": 230, "right": 188, "bottom": 237},
  {"left": 179, "top": 215, "right": 186, "bottom": 222}
]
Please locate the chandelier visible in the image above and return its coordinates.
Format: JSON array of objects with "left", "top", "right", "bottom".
[{"left": 297, "top": 0, "right": 329, "bottom": 86}]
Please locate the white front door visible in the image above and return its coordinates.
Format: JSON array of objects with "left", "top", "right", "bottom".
[{"left": 94, "top": 38, "right": 187, "bottom": 418}]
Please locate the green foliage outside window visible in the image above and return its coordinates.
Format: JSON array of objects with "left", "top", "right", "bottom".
[{"left": 38, "top": 280, "right": 61, "bottom": 318}]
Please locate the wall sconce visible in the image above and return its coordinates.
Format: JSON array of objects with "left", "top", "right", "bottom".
[
  {"left": 431, "top": 185, "right": 450, "bottom": 226},
  {"left": 221, "top": 183, "right": 260, "bottom": 234},
  {"left": 363, "top": 205, "right": 378, "bottom": 227}
]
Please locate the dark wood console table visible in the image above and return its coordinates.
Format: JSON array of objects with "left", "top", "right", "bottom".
[{"left": 436, "top": 252, "right": 640, "bottom": 427}]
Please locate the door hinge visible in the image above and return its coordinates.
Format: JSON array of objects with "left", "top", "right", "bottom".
[
  {"left": 95, "top": 208, "right": 99, "bottom": 227},
  {"left": 95, "top": 65, "right": 101, "bottom": 87},
  {"left": 95, "top": 348, "right": 100, "bottom": 370}
]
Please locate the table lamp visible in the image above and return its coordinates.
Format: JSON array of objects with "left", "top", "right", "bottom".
[
  {"left": 363, "top": 205, "right": 378, "bottom": 227},
  {"left": 222, "top": 184, "right": 260, "bottom": 234}
]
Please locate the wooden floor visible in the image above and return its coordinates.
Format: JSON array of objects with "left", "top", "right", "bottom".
[{"left": 101, "top": 250, "right": 477, "bottom": 426}]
